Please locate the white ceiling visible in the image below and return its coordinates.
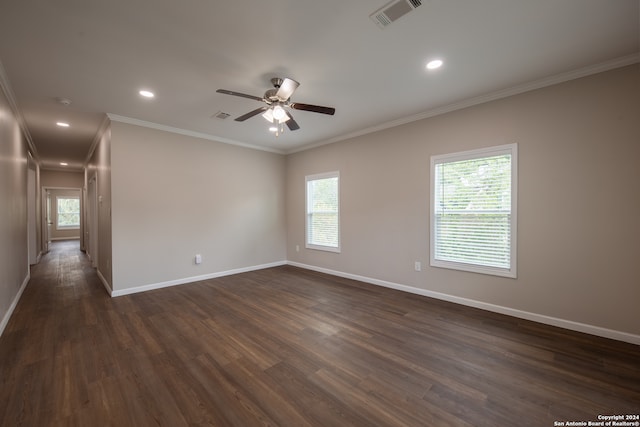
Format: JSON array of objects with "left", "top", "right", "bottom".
[{"left": 0, "top": 0, "right": 638, "bottom": 170}]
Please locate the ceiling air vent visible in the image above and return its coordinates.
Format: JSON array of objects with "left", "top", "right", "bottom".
[
  {"left": 212, "top": 111, "right": 231, "bottom": 120},
  {"left": 370, "top": 0, "right": 422, "bottom": 29}
]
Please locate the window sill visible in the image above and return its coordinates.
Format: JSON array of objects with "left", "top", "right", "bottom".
[
  {"left": 306, "top": 244, "right": 341, "bottom": 254},
  {"left": 430, "top": 259, "right": 516, "bottom": 278}
]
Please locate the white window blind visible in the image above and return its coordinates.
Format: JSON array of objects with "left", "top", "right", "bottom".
[
  {"left": 306, "top": 172, "right": 340, "bottom": 252},
  {"left": 431, "top": 144, "right": 517, "bottom": 277}
]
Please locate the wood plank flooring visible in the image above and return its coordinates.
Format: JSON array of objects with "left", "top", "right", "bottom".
[{"left": 1, "top": 240, "right": 638, "bottom": 426}]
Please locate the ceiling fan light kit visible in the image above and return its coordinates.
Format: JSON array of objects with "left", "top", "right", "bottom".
[
  {"left": 216, "top": 77, "right": 335, "bottom": 137},
  {"left": 262, "top": 105, "right": 290, "bottom": 137}
]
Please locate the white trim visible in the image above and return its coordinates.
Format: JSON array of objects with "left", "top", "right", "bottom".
[
  {"left": 84, "top": 115, "right": 111, "bottom": 167},
  {"left": 103, "top": 55, "right": 638, "bottom": 158},
  {"left": 54, "top": 194, "right": 81, "bottom": 231},
  {"left": 430, "top": 143, "right": 517, "bottom": 278},
  {"left": 97, "top": 268, "right": 113, "bottom": 296},
  {"left": 0, "top": 272, "right": 30, "bottom": 338},
  {"left": 110, "top": 261, "right": 287, "bottom": 297},
  {"left": 0, "top": 59, "right": 39, "bottom": 160},
  {"left": 305, "top": 171, "right": 341, "bottom": 253},
  {"left": 305, "top": 244, "right": 341, "bottom": 254},
  {"left": 43, "top": 186, "right": 81, "bottom": 191},
  {"left": 286, "top": 261, "right": 640, "bottom": 346},
  {"left": 107, "top": 114, "right": 285, "bottom": 155},
  {"left": 286, "top": 53, "right": 640, "bottom": 154}
]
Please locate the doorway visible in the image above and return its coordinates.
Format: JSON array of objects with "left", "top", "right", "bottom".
[{"left": 42, "top": 187, "right": 82, "bottom": 249}]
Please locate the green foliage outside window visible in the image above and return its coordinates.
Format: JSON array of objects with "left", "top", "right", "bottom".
[
  {"left": 57, "top": 197, "right": 80, "bottom": 228},
  {"left": 434, "top": 152, "right": 513, "bottom": 270},
  {"left": 306, "top": 174, "right": 339, "bottom": 250}
]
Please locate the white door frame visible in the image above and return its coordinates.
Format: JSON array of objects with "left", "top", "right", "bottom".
[
  {"left": 41, "top": 189, "right": 51, "bottom": 253},
  {"left": 86, "top": 174, "right": 99, "bottom": 268},
  {"left": 27, "top": 167, "right": 38, "bottom": 264}
]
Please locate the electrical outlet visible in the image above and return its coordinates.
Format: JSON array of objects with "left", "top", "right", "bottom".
[
  {"left": 296, "top": 245, "right": 300, "bottom": 252},
  {"left": 195, "top": 254, "right": 202, "bottom": 265},
  {"left": 414, "top": 261, "right": 421, "bottom": 271}
]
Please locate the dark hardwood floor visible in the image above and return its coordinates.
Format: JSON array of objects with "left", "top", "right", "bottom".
[{"left": 1, "top": 241, "right": 638, "bottom": 426}]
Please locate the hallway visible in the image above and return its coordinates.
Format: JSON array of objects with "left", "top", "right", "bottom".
[{"left": 0, "top": 240, "right": 111, "bottom": 425}]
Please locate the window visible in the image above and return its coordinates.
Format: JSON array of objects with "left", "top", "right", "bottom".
[
  {"left": 56, "top": 196, "right": 80, "bottom": 230},
  {"left": 306, "top": 171, "right": 340, "bottom": 252},
  {"left": 431, "top": 144, "right": 517, "bottom": 277}
]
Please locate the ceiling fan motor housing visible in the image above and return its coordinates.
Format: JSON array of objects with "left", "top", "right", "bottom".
[{"left": 264, "top": 88, "right": 279, "bottom": 103}]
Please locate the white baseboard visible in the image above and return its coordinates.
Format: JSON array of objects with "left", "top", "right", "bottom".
[
  {"left": 110, "top": 261, "right": 288, "bottom": 297},
  {"left": 287, "top": 261, "right": 640, "bottom": 346},
  {"left": 94, "top": 257, "right": 639, "bottom": 345},
  {"left": 0, "top": 272, "right": 30, "bottom": 338}
]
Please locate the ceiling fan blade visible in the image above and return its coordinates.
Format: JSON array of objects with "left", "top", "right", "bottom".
[
  {"left": 216, "top": 89, "right": 264, "bottom": 102},
  {"left": 290, "top": 103, "right": 335, "bottom": 115},
  {"left": 285, "top": 111, "right": 300, "bottom": 131},
  {"left": 275, "top": 78, "right": 300, "bottom": 100},
  {"left": 235, "top": 106, "right": 269, "bottom": 121}
]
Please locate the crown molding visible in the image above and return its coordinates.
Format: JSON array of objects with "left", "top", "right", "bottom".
[
  {"left": 106, "top": 114, "right": 286, "bottom": 155},
  {"left": 287, "top": 53, "right": 640, "bottom": 154},
  {"left": 83, "top": 114, "right": 111, "bottom": 166},
  {"left": 0, "top": 59, "right": 39, "bottom": 161}
]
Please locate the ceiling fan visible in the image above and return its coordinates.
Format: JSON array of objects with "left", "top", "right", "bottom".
[{"left": 216, "top": 77, "right": 335, "bottom": 136}]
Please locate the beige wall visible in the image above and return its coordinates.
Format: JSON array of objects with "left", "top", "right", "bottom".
[
  {"left": 286, "top": 64, "right": 640, "bottom": 337},
  {"left": 40, "top": 169, "right": 84, "bottom": 188},
  {"left": 0, "top": 79, "right": 29, "bottom": 334},
  {"left": 110, "top": 122, "right": 287, "bottom": 293}
]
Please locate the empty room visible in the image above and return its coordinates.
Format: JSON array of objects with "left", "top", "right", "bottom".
[{"left": 0, "top": 1, "right": 639, "bottom": 425}]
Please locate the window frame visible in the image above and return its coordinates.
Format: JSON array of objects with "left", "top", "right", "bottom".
[
  {"left": 55, "top": 195, "right": 81, "bottom": 230},
  {"left": 305, "top": 171, "right": 340, "bottom": 253},
  {"left": 430, "top": 143, "right": 517, "bottom": 278}
]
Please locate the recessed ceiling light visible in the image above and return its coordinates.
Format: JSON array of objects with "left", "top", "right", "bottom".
[
  {"left": 426, "top": 59, "right": 443, "bottom": 70},
  {"left": 139, "top": 90, "right": 155, "bottom": 98},
  {"left": 56, "top": 122, "right": 70, "bottom": 127},
  {"left": 60, "top": 162, "right": 68, "bottom": 166}
]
